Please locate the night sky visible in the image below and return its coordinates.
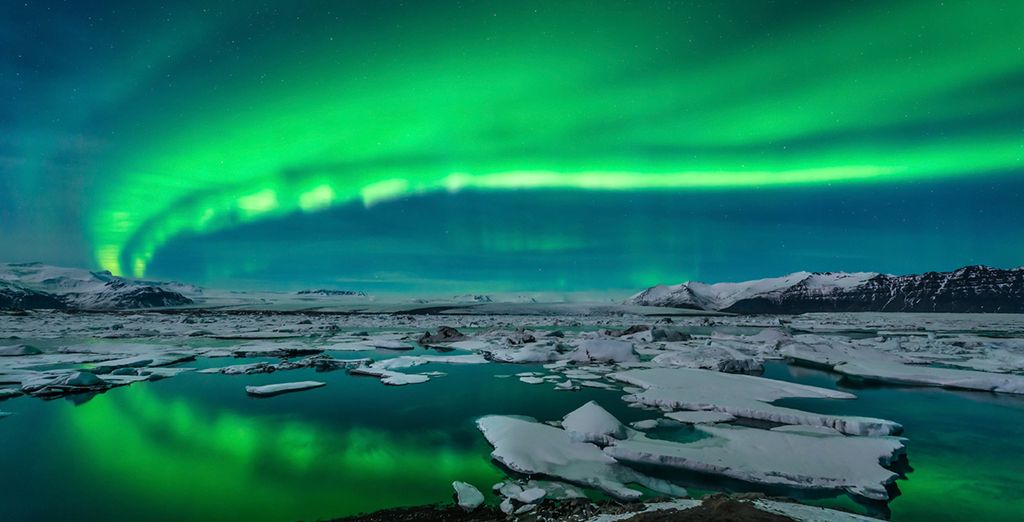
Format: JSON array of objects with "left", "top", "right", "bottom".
[{"left": 2, "top": 1, "right": 1022, "bottom": 293}]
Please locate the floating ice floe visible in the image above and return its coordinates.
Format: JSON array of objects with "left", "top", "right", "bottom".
[
  {"left": 349, "top": 366, "right": 430, "bottom": 385},
  {"left": 370, "top": 354, "right": 488, "bottom": 370},
  {"left": 518, "top": 376, "right": 545, "bottom": 384},
  {"left": 476, "top": 414, "right": 687, "bottom": 500},
  {"left": 245, "top": 380, "right": 325, "bottom": 397},
  {"left": 782, "top": 336, "right": 1024, "bottom": 394},
  {"left": 605, "top": 424, "right": 905, "bottom": 501},
  {"left": 611, "top": 367, "right": 901, "bottom": 436},
  {"left": 451, "top": 481, "right": 484, "bottom": 511},
  {"left": 835, "top": 359, "right": 1024, "bottom": 394},
  {"left": 21, "top": 371, "right": 117, "bottom": 397}
]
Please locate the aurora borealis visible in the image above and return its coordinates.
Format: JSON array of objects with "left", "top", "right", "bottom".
[{"left": 2, "top": 1, "right": 1022, "bottom": 292}]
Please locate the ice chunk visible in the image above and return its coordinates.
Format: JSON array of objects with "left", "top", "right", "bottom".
[
  {"left": 348, "top": 366, "right": 430, "bottom": 385},
  {"left": 610, "top": 368, "right": 901, "bottom": 436},
  {"left": 561, "top": 401, "right": 629, "bottom": 445},
  {"left": 476, "top": 414, "right": 686, "bottom": 500},
  {"left": 517, "top": 487, "right": 546, "bottom": 504},
  {"left": 244, "top": 380, "right": 325, "bottom": 397},
  {"left": 568, "top": 340, "right": 638, "bottom": 363},
  {"left": 605, "top": 424, "right": 905, "bottom": 501},
  {"left": 451, "top": 481, "right": 484, "bottom": 511}
]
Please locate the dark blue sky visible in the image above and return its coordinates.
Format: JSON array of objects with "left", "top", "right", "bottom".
[{"left": 1, "top": 1, "right": 1022, "bottom": 293}]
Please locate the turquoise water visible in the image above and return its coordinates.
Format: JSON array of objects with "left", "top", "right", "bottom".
[
  {"left": 1, "top": 354, "right": 1023, "bottom": 521},
  {"left": 764, "top": 362, "right": 1024, "bottom": 521}
]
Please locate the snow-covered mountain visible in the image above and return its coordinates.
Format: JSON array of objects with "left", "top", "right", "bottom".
[
  {"left": 629, "top": 266, "right": 1024, "bottom": 313},
  {"left": 0, "top": 263, "right": 194, "bottom": 310}
]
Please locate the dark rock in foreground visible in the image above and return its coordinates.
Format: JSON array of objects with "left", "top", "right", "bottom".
[
  {"left": 328, "top": 496, "right": 808, "bottom": 522},
  {"left": 630, "top": 265, "right": 1024, "bottom": 314}
]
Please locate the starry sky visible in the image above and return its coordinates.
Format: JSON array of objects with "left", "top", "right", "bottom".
[{"left": 1, "top": 0, "right": 1022, "bottom": 294}]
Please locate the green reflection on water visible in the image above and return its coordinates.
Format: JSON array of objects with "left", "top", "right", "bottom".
[
  {"left": 63, "top": 381, "right": 502, "bottom": 521},
  {"left": 3, "top": 357, "right": 1023, "bottom": 521}
]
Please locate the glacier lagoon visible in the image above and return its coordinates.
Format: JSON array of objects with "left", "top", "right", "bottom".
[{"left": 2, "top": 315, "right": 1023, "bottom": 522}]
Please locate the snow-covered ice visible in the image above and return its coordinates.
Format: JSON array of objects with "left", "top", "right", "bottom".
[
  {"left": 561, "top": 401, "right": 629, "bottom": 445},
  {"left": 611, "top": 367, "right": 902, "bottom": 436},
  {"left": 605, "top": 424, "right": 905, "bottom": 501},
  {"left": 476, "top": 414, "right": 686, "bottom": 500},
  {"left": 568, "top": 340, "right": 639, "bottom": 364}
]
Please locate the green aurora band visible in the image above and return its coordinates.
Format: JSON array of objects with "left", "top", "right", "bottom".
[{"left": 63, "top": 0, "right": 1022, "bottom": 276}]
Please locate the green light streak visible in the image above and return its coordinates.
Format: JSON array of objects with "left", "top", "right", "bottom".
[{"left": 80, "top": 1, "right": 1024, "bottom": 275}]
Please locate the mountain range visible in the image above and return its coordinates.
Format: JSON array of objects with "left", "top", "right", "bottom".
[
  {"left": 0, "top": 263, "right": 194, "bottom": 311},
  {"left": 628, "top": 265, "right": 1024, "bottom": 314}
]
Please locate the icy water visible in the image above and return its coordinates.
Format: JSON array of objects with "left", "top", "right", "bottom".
[{"left": 1, "top": 355, "right": 1023, "bottom": 521}]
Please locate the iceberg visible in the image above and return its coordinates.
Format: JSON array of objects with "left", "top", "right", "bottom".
[{"left": 561, "top": 401, "right": 629, "bottom": 445}]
